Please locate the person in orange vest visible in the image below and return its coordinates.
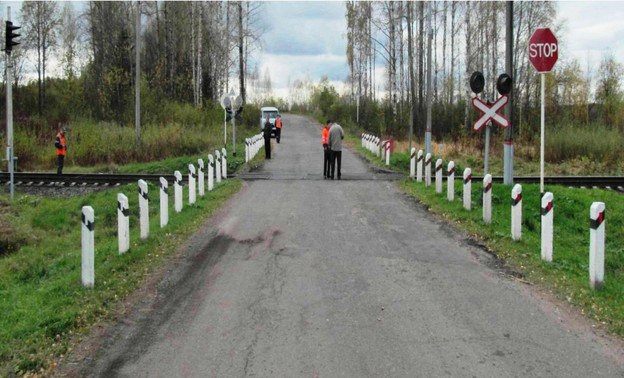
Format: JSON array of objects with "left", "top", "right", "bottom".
[
  {"left": 275, "top": 114, "right": 283, "bottom": 143},
  {"left": 55, "top": 125, "right": 67, "bottom": 175},
  {"left": 322, "top": 120, "right": 331, "bottom": 178}
]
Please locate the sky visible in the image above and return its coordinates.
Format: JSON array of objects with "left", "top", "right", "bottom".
[
  {"left": 2, "top": 1, "right": 624, "bottom": 100},
  {"left": 259, "top": 1, "right": 624, "bottom": 99}
]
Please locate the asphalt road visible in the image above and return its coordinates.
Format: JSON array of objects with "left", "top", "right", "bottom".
[{"left": 86, "top": 114, "right": 623, "bottom": 377}]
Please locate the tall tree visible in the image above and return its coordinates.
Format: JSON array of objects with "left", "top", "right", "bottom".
[
  {"left": 21, "top": 1, "right": 60, "bottom": 116},
  {"left": 595, "top": 53, "right": 624, "bottom": 127}
]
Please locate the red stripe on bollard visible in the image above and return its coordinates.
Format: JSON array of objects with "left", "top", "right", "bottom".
[
  {"left": 541, "top": 201, "right": 553, "bottom": 215},
  {"left": 590, "top": 210, "right": 606, "bottom": 229}
]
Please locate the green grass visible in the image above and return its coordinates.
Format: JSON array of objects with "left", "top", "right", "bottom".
[
  {"left": 0, "top": 146, "right": 266, "bottom": 375},
  {"left": 9, "top": 103, "right": 262, "bottom": 172},
  {"left": 399, "top": 178, "right": 624, "bottom": 334},
  {"left": 346, "top": 125, "right": 624, "bottom": 336}
]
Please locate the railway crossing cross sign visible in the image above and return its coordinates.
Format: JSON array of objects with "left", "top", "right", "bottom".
[{"left": 472, "top": 95, "right": 509, "bottom": 131}]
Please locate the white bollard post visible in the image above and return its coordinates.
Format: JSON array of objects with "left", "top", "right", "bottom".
[
  {"left": 159, "top": 177, "right": 168, "bottom": 228},
  {"left": 221, "top": 148, "right": 227, "bottom": 179},
  {"left": 188, "top": 164, "right": 196, "bottom": 205},
  {"left": 511, "top": 184, "right": 522, "bottom": 241},
  {"left": 482, "top": 174, "right": 492, "bottom": 224},
  {"left": 425, "top": 153, "right": 432, "bottom": 187},
  {"left": 435, "top": 159, "right": 443, "bottom": 193},
  {"left": 589, "top": 202, "right": 606, "bottom": 290},
  {"left": 463, "top": 168, "right": 472, "bottom": 210},
  {"left": 117, "top": 193, "right": 130, "bottom": 254},
  {"left": 447, "top": 161, "right": 455, "bottom": 202},
  {"left": 410, "top": 148, "right": 416, "bottom": 179},
  {"left": 385, "top": 143, "right": 390, "bottom": 166},
  {"left": 174, "top": 170, "right": 183, "bottom": 213},
  {"left": 138, "top": 179, "right": 149, "bottom": 239},
  {"left": 245, "top": 139, "right": 249, "bottom": 163},
  {"left": 215, "top": 150, "right": 222, "bottom": 184},
  {"left": 361, "top": 133, "right": 365, "bottom": 148},
  {"left": 380, "top": 140, "right": 385, "bottom": 160},
  {"left": 376, "top": 137, "right": 381, "bottom": 157},
  {"left": 417, "top": 150, "right": 423, "bottom": 182},
  {"left": 541, "top": 192, "right": 554, "bottom": 262},
  {"left": 81, "top": 206, "right": 95, "bottom": 288},
  {"left": 207, "top": 154, "right": 214, "bottom": 191},
  {"left": 198, "top": 159, "right": 205, "bottom": 197}
]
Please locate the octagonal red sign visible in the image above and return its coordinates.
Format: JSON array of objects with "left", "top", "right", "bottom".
[{"left": 529, "top": 28, "right": 558, "bottom": 73}]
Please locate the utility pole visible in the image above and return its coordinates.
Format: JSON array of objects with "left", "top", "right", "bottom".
[
  {"left": 135, "top": 1, "right": 141, "bottom": 150},
  {"left": 503, "top": 1, "right": 514, "bottom": 185}
]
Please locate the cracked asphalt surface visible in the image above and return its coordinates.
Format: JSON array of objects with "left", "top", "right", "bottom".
[{"left": 84, "top": 114, "right": 624, "bottom": 377}]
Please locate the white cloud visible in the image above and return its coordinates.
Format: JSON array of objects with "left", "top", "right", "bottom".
[{"left": 557, "top": 1, "right": 624, "bottom": 72}]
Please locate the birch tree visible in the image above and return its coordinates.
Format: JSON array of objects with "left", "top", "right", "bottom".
[{"left": 21, "top": 1, "right": 60, "bottom": 116}]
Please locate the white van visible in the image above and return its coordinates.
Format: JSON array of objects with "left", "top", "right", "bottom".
[{"left": 260, "top": 106, "right": 279, "bottom": 136}]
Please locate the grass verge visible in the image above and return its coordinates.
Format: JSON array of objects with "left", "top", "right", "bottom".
[
  {"left": 350, "top": 127, "right": 624, "bottom": 339},
  {"left": 0, "top": 148, "right": 264, "bottom": 375},
  {"left": 399, "top": 179, "right": 624, "bottom": 335}
]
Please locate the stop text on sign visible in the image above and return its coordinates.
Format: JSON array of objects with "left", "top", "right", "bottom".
[
  {"left": 529, "top": 43, "right": 557, "bottom": 59},
  {"left": 528, "top": 28, "right": 558, "bottom": 73}
]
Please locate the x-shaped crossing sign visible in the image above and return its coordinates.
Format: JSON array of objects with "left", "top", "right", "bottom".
[{"left": 472, "top": 95, "right": 509, "bottom": 131}]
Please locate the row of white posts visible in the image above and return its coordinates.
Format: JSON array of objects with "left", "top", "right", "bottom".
[
  {"left": 409, "top": 148, "right": 607, "bottom": 290},
  {"left": 361, "top": 133, "right": 381, "bottom": 158},
  {"left": 245, "top": 133, "right": 264, "bottom": 163},
  {"left": 81, "top": 149, "right": 229, "bottom": 288}
]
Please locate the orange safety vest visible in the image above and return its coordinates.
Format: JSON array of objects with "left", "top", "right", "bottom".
[
  {"left": 322, "top": 127, "right": 329, "bottom": 145},
  {"left": 56, "top": 132, "right": 66, "bottom": 156},
  {"left": 276, "top": 117, "right": 282, "bottom": 129}
]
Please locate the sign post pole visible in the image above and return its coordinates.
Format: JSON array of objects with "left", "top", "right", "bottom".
[
  {"left": 540, "top": 73, "right": 545, "bottom": 194},
  {"left": 528, "top": 27, "right": 558, "bottom": 194}
]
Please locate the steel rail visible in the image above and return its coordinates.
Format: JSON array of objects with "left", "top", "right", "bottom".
[{"left": 0, "top": 172, "right": 623, "bottom": 189}]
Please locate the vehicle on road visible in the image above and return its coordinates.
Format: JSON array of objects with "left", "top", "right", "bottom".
[{"left": 260, "top": 106, "right": 279, "bottom": 137}]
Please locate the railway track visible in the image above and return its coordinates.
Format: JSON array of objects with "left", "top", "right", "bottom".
[
  {"left": 0, "top": 172, "right": 623, "bottom": 191},
  {"left": 0, "top": 172, "right": 185, "bottom": 187}
]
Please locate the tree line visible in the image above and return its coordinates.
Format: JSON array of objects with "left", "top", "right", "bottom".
[
  {"left": 1, "top": 1, "right": 264, "bottom": 124},
  {"left": 338, "top": 1, "right": 624, "bottom": 140}
]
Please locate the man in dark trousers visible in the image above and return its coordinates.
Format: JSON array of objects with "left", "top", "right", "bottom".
[
  {"left": 263, "top": 116, "right": 272, "bottom": 159},
  {"left": 55, "top": 125, "right": 67, "bottom": 174},
  {"left": 328, "top": 121, "right": 344, "bottom": 180},
  {"left": 322, "top": 120, "right": 331, "bottom": 178}
]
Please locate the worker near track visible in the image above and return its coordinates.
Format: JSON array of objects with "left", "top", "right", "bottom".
[
  {"left": 328, "top": 120, "right": 344, "bottom": 180},
  {"left": 263, "top": 116, "right": 272, "bottom": 159},
  {"left": 322, "top": 120, "right": 331, "bottom": 178},
  {"left": 275, "top": 114, "right": 283, "bottom": 143},
  {"left": 55, "top": 125, "right": 67, "bottom": 175}
]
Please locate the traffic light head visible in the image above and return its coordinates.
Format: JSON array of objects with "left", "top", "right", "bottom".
[
  {"left": 5, "top": 21, "right": 21, "bottom": 54},
  {"left": 469, "top": 71, "right": 485, "bottom": 94},
  {"left": 496, "top": 73, "right": 512, "bottom": 95}
]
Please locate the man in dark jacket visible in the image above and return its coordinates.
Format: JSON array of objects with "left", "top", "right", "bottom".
[{"left": 263, "top": 116, "right": 272, "bottom": 159}]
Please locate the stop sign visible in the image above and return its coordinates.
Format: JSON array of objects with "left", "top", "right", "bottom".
[{"left": 529, "top": 28, "right": 558, "bottom": 72}]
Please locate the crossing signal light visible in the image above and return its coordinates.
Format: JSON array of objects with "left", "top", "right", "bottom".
[
  {"left": 469, "top": 71, "right": 485, "bottom": 94},
  {"left": 5, "top": 21, "right": 21, "bottom": 54},
  {"left": 496, "top": 73, "right": 512, "bottom": 95}
]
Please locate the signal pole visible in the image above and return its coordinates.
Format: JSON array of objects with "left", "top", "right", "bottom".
[
  {"left": 5, "top": 7, "right": 20, "bottom": 202},
  {"left": 135, "top": 1, "right": 141, "bottom": 150},
  {"left": 503, "top": 1, "right": 514, "bottom": 185},
  {"left": 425, "top": 2, "right": 433, "bottom": 155}
]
